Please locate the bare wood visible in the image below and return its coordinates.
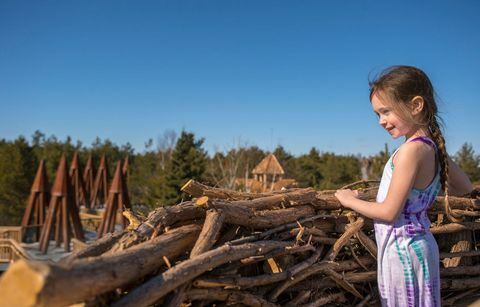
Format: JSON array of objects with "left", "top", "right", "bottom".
[
  {"left": 430, "top": 222, "right": 480, "bottom": 234},
  {"left": 226, "top": 214, "right": 337, "bottom": 245},
  {"left": 182, "top": 179, "right": 299, "bottom": 200},
  {"left": 194, "top": 246, "right": 323, "bottom": 289},
  {"left": 323, "top": 268, "right": 363, "bottom": 299},
  {"left": 355, "top": 230, "right": 377, "bottom": 260},
  {"left": 190, "top": 209, "right": 225, "bottom": 257},
  {"left": 208, "top": 204, "right": 315, "bottom": 229},
  {"left": 166, "top": 209, "right": 226, "bottom": 307},
  {"left": 183, "top": 180, "right": 480, "bottom": 213},
  {"left": 185, "top": 288, "right": 279, "bottom": 307},
  {"left": 112, "top": 241, "right": 293, "bottom": 307},
  {"left": 440, "top": 265, "right": 480, "bottom": 276},
  {"left": 108, "top": 201, "right": 205, "bottom": 253},
  {"left": 268, "top": 256, "right": 375, "bottom": 301},
  {"left": 0, "top": 224, "right": 201, "bottom": 307},
  {"left": 326, "top": 217, "right": 364, "bottom": 261},
  {"left": 60, "top": 231, "right": 125, "bottom": 264}
]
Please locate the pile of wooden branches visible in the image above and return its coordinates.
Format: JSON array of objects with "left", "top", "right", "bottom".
[{"left": 0, "top": 180, "right": 479, "bottom": 307}]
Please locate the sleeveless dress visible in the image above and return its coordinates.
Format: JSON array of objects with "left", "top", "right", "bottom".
[{"left": 375, "top": 136, "right": 442, "bottom": 307}]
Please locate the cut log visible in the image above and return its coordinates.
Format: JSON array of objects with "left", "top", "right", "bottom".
[
  {"left": 107, "top": 201, "right": 205, "bottom": 253},
  {"left": 208, "top": 204, "right": 316, "bottom": 229},
  {"left": 430, "top": 222, "right": 480, "bottom": 234},
  {"left": 182, "top": 179, "right": 298, "bottom": 200},
  {"left": 0, "top": 224, "right": 200, "bottom": 307},
  {"left": 112, "top": 241, "right": 294, "bottom": 307},
  {"left": 60, "top": 230, "right": 124, "bottom": 264},
  {"left": 190, "top": 209, "right": 225, "bottom": 257},
  {"left": 193, "top": 246, "right": 323, "bottom": 288},
  {"left": 166, "top": 209, "right": 226, "bottom": 307}
]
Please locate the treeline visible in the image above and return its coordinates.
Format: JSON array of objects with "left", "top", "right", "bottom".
[{"left": 1, "top": 130, "right": 479, "bottom": 226}]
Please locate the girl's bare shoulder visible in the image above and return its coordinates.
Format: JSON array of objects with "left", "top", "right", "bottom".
[{"left": 393, "top": 141, "right": 435, "bottom": 166}]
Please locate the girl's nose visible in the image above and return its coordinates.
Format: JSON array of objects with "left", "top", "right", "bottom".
[{"left": 378, "top": 116, "right": 386, "bottom": 126}]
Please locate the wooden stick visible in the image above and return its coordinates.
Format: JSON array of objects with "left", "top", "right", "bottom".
[
  {"left": 182, "top": 179, "right": 299, "bottom": 200},
  {"left": 0, "top": 224, "right": 201, "bottom": 307},
  {"left": 111, "top": 241, "right": 294, "bottom": 307},
  {"left": 326, "top": 217, "right": 364, "bottom": 261},
  {"left": 194, "top": 246, "right": 323, "bottom": 289},
  {"left": 166, "top": 209, "right": 226, "bottom": 307},
  {"left": 185, "top": 288, "right": 279, "bottom": 307},
  {"left": 190, "top": 209, "right": 225, "bottom": 257},
  {"left": 268, "top": 257, "right": 375, "bottom": 301},
  {"left": 430, "top": 222, "right": 480, "bottom": 234},
  {"left": 60, "top": 231, "right": 125, "bottom": 264}
]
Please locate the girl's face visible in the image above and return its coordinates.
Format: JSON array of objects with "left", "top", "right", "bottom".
[{"left": 371, "top": 92, "right": 415, "bottom": 139}]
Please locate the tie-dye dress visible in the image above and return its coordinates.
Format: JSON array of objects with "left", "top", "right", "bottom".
[{"left": 375, "top": 136, "right": 441, "bottom": 307}]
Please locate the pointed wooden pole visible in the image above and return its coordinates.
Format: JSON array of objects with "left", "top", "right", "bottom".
[
  {"left": 122, "top": 155, "right": 129, "bottom": 180},
  {"left": 97, "top": 161, "right": 131, "bottom": 237},
  {"left": 38, "top": 154, "right": 84, "bottom": 253},
  {"left": 90, "top": 154, "right": 109, "bottom": 209},
  {"left": 21, "top": 160, "right": 50, "bottom": 242},
  {"left": 83, "top": 155, "right": 95, "bottom": 209},
  {"left": 69, "top": 152, "right": 87, "bottom": 208}
]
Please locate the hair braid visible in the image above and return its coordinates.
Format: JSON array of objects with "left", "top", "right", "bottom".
[{"left": 429, "top": 116, "right": 462, "bottom": 222}]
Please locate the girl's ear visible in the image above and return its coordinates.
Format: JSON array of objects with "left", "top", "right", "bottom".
[{"left": 410, "top": 96, "right": 424, "bottom": 115}]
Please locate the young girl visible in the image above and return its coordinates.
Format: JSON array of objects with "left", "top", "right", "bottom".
[{"left": 334, "top": 65, "right": 473, "bottom": 307}]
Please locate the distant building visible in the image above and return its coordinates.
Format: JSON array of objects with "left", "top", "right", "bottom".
[{"left": 236, "top": 154, "right": 297, "bottom": 193}]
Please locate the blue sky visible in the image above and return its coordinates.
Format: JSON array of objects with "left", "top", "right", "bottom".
[{"left": 1, "top": 1, "right": 479, "bottom": 157}]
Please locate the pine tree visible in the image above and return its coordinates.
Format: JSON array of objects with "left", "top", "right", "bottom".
[
  {"left": 369, "top": 143, "right": 390, "bottom": 180},
  {"left": 164, "top": 131, "right": 207, "bottom": 205},
  {"left": 295, "top": 147, "right": 323, "bottom": 188},
  {"left": 0, "top": 136, "right": 37, "bottom": 225},
  {"left": 454, "top": 143, "right": 480, "bottom": 183},
  {"left": 273, "top": 145, "right": 295, "bottom": 178}
]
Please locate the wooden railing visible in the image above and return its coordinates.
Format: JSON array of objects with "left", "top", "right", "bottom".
[
  {"left": 0, "top": 238, "right": 31, "bottom": 264},
  {"left": 0, "top": 226, "right": 23, "bottom": 242}
]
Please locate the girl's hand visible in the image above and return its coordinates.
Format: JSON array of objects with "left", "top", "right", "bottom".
[{"left": 334, "top": 189, "right": 359, "bottom": 208}]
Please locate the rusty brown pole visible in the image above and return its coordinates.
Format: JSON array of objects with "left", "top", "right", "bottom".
[
  {"left": 98, "top": 161, "right": 131, "bottom": 237},
  {"left": 70, "top": 152, "right": 87, "bottom": 208},
  {"left": 122, "top": 155, "right": 129, "bottom": 180},
  {"left": 83, "top": 155, "right": 95, "bottom": 209},
  {"left": 21, "top": 160, "right": 50, "bottom": 242},
  {"left": 39, "top": 154, "right": 84, "bottom": 253},
  {"left": 90, "top": 154, "right": 109, "bottom": 209}
]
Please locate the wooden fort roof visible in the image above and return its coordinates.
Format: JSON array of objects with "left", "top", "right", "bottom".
[{"left": 251, "top": 154, "right": 285, "bottom": 175}]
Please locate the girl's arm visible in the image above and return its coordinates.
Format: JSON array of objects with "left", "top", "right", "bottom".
[
  {"left": 446, "top": 156, "right": 473, "bottom": 196},
  {"left": 335, "top": 142, "right": 423, "bottom": 223}
]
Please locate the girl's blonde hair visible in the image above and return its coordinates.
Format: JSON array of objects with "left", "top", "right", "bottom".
[{"left": 369, "top": 65, "right": 459, "bottom": 222}]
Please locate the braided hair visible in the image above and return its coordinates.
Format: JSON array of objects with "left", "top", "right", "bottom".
[{"left": 369, "top": 65, "right": 460, "bottom": 222}]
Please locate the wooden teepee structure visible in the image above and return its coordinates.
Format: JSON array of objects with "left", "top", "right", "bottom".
[
  {"left": 83, "top": 155, "right": 95, "bottom": 209},
  {"left": 21, "top": 160, "right": 50, "bottom": 242},
  {"left": 90, "top": 154, "right": 109, "bottom": 209},
  {"left": 97, "top": 160, "right": 131, "bottom": 238},
  {"left": 69, "top": 152, "right": 87, "bottom": 208},
  {"left": 39, "top": 154, "right": 84, "bottom": 253}
]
